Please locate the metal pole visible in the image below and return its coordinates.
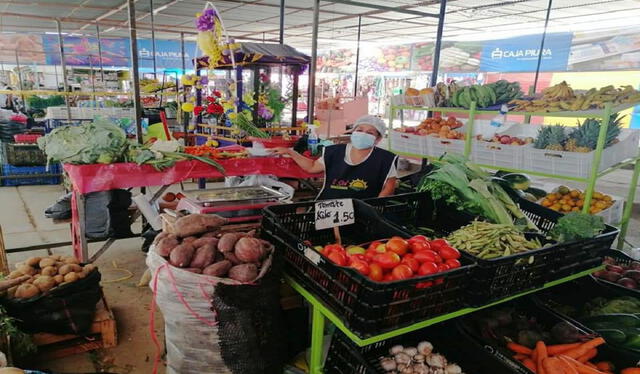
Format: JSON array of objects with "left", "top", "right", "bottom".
[
  {"left": 307, "top": 0, "right": 319, "bottom": 123},
  {"left": 279, "top": 0, "right": 285, "bottom": 44},
  {"left": 96, "top": 22, "right": 105, "bottom": 83},
  {"left": 14, "top": 51, "right": 25, "bottom": 108},
  {"left": 430, "top": 0, "right": 447, "bottom": 87},
  {"left": 532, "top": 0, "right": 553, "bottom": 95},
  {"left": 56, "top": 19, "right": 71, "bottom": 120},
  {"left": 127, "top": 0, "right": 143, "bottom": 144},
  {"left": 180, "top": 32, "right": 186, "bottom": 74},
  {"left": 150, "top": 0, "right": 157, "bottom": 79},
  {"left": 353, "top": 15, "right": 361, "bottom": 98}
]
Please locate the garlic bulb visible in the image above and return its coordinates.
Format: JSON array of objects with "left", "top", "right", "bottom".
[
  {"left": 426, "top": 353, "right": 446, "bottom": 368},
  {"left": 380, "top": 357, "right": 397, "bottom": 371},
  {"left": 395, "top": 352, "right": 412, "bottom": 365},
  {"left": 390, "top": 345, "right": 404, "bottom": 355},
  {"left": 445, "top": 363, "right": 462, "bottom": 374},
  {"left": 417, "top": 341, "right": 434, "bottom": 356},
  {"left": 403, "top": 347, "right": 418, "bottom": 357}
]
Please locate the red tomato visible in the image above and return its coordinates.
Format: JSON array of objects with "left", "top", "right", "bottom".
[
  {"left": 350, "top": 259, "right": 370, "bottom": 276},
  {"left": 408, "top": 235, "right": 429, "bottom": 243},
  {"left": 414, "top": 250, "right": 438, "bottom": 263},
  {"left": 391, "top": 264, "right": 413, "bottom": 280},
  {"left": 416, "top": 281, "right": 433, "bottom": 289},
  {"left": 324, "top": 244, "right": 345, "bottom": 253},
  {"left": 400, "top": 257, "right": 420, "bottom": 273},
  {"left": 430, "top": 239, "right": 449, "bottom": 252},
  {"left": 367, "top": 240, "right": 382, "bottom": 251},
  {"left": 410, "top": 240, "right": 431, "bottom": 253},
  {"left": 439, "top": 245, "right": 461, "bottom": 260},
  {"left": 350, "top": 253, "right": 366, "bottom": 262},
  {"left": 327, "top": 251, "right": 347, "bottom": 266},
  {"left": 437, "top": 263, "right": 450, "bottom": 272},
  {"left": 433, "top": 254, "right": 443, "bottom": 264},
  {"left": 374, "top": 252, "right": 401, "bottom": 269},
  {"left": 386, "top": 238, "right": 409, "bottom": 256},
  {"left": 434, "top": 278, "right": 445, "bottom": 285},
  {"left": 445, "top": 259, "right": 461, "bottom": 269},
  {"left": 368, "top": 263, "right": 384, "bottom": 282},
  {"left": 383, "top": 273, "right": 395, "bottom": 282},
  {"left": 418, "top": 261, "right": 438, "bottom": 276}
]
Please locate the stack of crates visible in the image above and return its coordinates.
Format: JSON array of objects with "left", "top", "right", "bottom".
[{"left": 1, "top": 134, "right": 62, "bottom": 187}]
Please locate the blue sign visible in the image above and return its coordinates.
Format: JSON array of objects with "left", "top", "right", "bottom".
[
  {"left": 137, "top": 39, "right": 197, "bottom": 70},
  {"left": 42, "top": 35, "right": 130, "bottom": 67},
  {"left": 480, "top": 32, "right": 573, "bottom": 72}
]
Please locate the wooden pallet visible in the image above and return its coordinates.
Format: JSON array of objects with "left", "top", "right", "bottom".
[{"left": 31, "top": 296, "right": 118, "bottom": 360}]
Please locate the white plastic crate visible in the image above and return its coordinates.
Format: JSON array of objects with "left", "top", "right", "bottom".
[
  {"left": 523, "top": 128, "right": 640, "bottom": 179},
  {"left": 471, "top": 123, "right": 537, "bottom": 169},
  {"left": 389, "top": 131, "right": 428, "bottom": 156},
  {"left": 390, "top": 93, "right": 435, "bottom": 107},
  {"left": 45, "top": 106, "right": 135, "bottom": 120}
]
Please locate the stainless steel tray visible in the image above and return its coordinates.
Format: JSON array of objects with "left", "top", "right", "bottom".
[{"left": 184, "top": 185, "right": 287, "bottom": 205}]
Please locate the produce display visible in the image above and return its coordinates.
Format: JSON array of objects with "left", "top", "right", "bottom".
[
  {"left": 477, "top": 133, "right": 533, "bottom": 146},
  {"left": 316, "top": 236, "right": 461, "bottom": 283},
  {"left": 548, "top": 212, "right": 605, "bottom": 243},
  {"left": 3, "top": 255, "right": 96, "bottom": 299},
  {"left": 184, "top": 145, "right": 249, "bottom": 160},
  {"left": 594, "top": 256, "right": 640, "bottom": 290},
  {"left": 434, "top": 82, "right": 460, "bottom": 107},
  {"left": 510, "top": 82, "right": 640, "bottom": 112},
  {"left": 447, "top": 221, "right": 543, "bottom": 259},
  {"left": 394, "top": 115, "right": 464, "bottom": 139},
  {"left": 140, "top": 78, "right": 176, "bottom": 93},
  {"left": 155, "top": 213, "right": 273, "bottom": 282},
  {"left": 533, "top": 114, "right": 623, "bottom": 153},
  {"left": 540, "top": 186, "right": 615, "bottom": 214},
  {"left": 378, "top": 341, "right": 464, "bottom": 374},
  {"left": 450, "top": 80, "right": 523, "bottom": 109}
]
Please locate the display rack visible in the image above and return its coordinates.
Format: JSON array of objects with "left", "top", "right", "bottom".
[
  {"left": 292, "top": 265, "right": 602, "bottom": 374},
  {"left": 388, "top": 101, "right": 640, "bottom": 249}
]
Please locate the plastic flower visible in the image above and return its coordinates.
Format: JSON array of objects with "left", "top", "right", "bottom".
[
  {"left": 258, "top": 103, "right": 273, "bottom": 120},
  {"left": 199, "top": 76, "right": 209, "bottom": 85},
  {"left": 259, "top": 73, "right": 269, "bottom": 83},
  {"left": 213, "top": 90, "right": 222, "bottom": 98},
  {"left": 194, "top": 106, "right": 204, "bottom": 116},
  {"left": 206, "top": 96, "right": 216, "bottom": 103},
  {"left": 195, "top": 8, "right": 216, "bottom": 31},
  {"left": 242, "top": 92, "right": 255, "bottom": 106},
  {"left": 181, "top": 102, "right": 194, "bottom": 112},
  {"left": 181, "top": 75, "right": 197, "bottom": 86},
  {"left": 228, "top": 112, "right": 237, "bottom": 120}
]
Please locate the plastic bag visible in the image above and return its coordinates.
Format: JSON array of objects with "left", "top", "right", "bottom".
[{"left": 224, "top": 175, "right": 294, "bottom": 200}]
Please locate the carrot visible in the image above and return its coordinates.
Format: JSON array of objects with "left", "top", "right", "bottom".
[
  {"left": 558, "top": 358, "right": 579, "bottom": 374},
  {"left": 547, "top": 343, "right": 582, "bottom": 356},
  {"left": 584, "top": 362, "right": 598, "bottom": 369},
  {"left": 594, "top": 362, "right": 613, "bottom": 372},
  {"left": 577, "top": 349, "right": 597, "bottom": 363},
  {"left": 543, "top": 357, "right": 568, "bottom": 374},
  {"left": 621, "top": 369, "right": 640, "bottom": 374},
  {"left": 523, "top": 358, "right": 537, "bottom": 373},
  {"left": 564, "top": 338, "right": 605, "bottom": 359},
  {"left": 536, "top": 341, "right": 548, "bottom": 374},
  {"left": 558, "top": 355, "right": 608, "bottom": 374},
  {"left": 515, "top": 353, "right": 529, "bottom": 361},
  {"left": 509, "top": 342, "right": 534, "bottom": 355}
]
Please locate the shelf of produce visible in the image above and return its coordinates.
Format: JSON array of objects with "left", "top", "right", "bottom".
[{"left": 287, "top": 265, "right": 602, "bottom": 374}]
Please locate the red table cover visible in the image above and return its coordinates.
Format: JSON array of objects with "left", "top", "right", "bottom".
[{"left": 64, "top": 157, "right": 320, "bottom": 194}]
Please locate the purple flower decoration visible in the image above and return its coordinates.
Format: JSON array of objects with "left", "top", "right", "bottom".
[
  {"left": 199, "top": 76, "right": 209, "bottom": 85},
  {"left": 196, "top": 8, "right": 216, "bottom": 31},
  {"left": 258, "top": 103, "right": 273, "bottom": 120}
]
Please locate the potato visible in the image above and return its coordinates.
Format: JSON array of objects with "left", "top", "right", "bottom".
[
  {"left": 83, "top": 264, "right": 96, "bottom": 274},
  {"left": 25, "top": 277, "right": 34, "bottom": 284},
  {"left": 15, "top": 284, "right": 39, "bottom": 299},
  {"left": 218, "top": 232, "right": 242, "bottom": 253},
  {"left": 155, "top": 235, "right": 179, "bottom": 257},
  {"left": 55, "top": 261, "right": 65, "bottom": 268},
  {"left": 39, "top": 258, "right": 56, "bottom": 268},
  {"left": 169, "top": 243, "right": 196, "bottom": 268},
  {"left": 234, "top": 237, "right": 265, "bottom": 263},
  {"left": 174, "top": 214, "right": 227, "bottom": 237},
  {"left": 224, "top": 252, "right": 241, "bottom": 265},
  {"left": 58, "top": 264, "right": 82, "bottom": 275},
  {"left": 192, "top": 237, "right": 219, "bottom": 248},
  {"left": 26, "top": 257, "right": 41, "bottom": 267},
  {"left": 14, "top": 262, "right": 24, "bottom": 270},
  {"left": 17, "top": 264, "right": 36, "bottom": 276},
  {"left": 203, "top": 260, "right": 232, "bottom": 277},
  {"left": 189, "top": 244, "right": 216, "bottom": 269},
  {"left": 63, "top": 256, "right": 80, "bottom": 265},
  {"left": 53, "top": 274, "right": 64, "bottom": 284},
  {"left": 64, "top": 272, "right": 79, "bottom": 283},
  {"left": 8, "top": 270, "right": 23, "bottom": 279},
  {"left": 41, "top": 266, "right": 57, "bottom": 276},
  {"left": 49, "top": 254, "right": 62, "bottom": 261},
  {"left": 152, "top": 231, "right": 170, "bottom": 246},
  {"left": 228, "top": 264, "right": 258, "bottom": 282},
  {"left": 6, "top": 286, "right": 17, "bottom": 299},
  {"left": 77, "top": 271, "right": 86, "bottom": 279},
  {"left": 33, "top": 275, "right": 56, "bottom": 293}
]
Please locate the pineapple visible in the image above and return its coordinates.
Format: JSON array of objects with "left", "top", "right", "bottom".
[
  {"left": 533, "top": 126, "right": 552, "bottom": 149},
  {"left": 544, "top": 125, "right": 567, "bottom": 151},
  {"left": 569, "top": 113, "right": 623, "bottom": 152},
  {"left": 564, "top": 138, "right": 578, "bottom": 152}
]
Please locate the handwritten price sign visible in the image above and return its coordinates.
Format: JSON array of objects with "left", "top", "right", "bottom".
[{"left": 314, "top": 199, "right": 355, "bottom": 230}]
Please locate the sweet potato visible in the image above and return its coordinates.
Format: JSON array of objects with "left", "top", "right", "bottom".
[
  {"left": 224, "top": 252, "right": 241, "bottom": 265},
  {"left": 203, "top": 260, "right": 232, "bottom": 277},
  {"left": 218, "top": 232, "right": 242, "bottom": 253},
  {"left": 169, "top": 243, "right": 196, "bottom": 268},
  {"left": 184, "top": 268, "right": 202, "bottom": 274},
  {"left": 234, "top": 237, "right": 265, "bottom": 263},
  {"left": 192, "top": 237, "right": 219, "bottom": 248},
  {"left": 201, "top": 231, "right": 219, "bottom": 238},
  {"left": 173, "top": 214, "right": 227, "bottom": 237},
  {"left": 228, "top": 264, "right": 258, "bottom": 282},
  {"left": 152, "top": 231, "right": 170, "bottom": 246},
  {"left": 182, "top": 236, "right": 198, "bottom": 244},
  {"left": 189, "top": 244, "right": 217, "bottom": 269},
  {"left": 155, "top": 235, "right": 179, "bottom": 257}
]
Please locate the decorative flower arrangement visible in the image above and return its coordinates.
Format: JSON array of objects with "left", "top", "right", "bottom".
[
  {"left": 193, "top": 90, "right": 225, "bottom": 124},
  {"left": 195, "top": 8, "right": 225, "bottom": 67}
]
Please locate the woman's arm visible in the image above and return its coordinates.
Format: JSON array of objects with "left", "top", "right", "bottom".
[
  {"left": 378, "top": 177, "right": 397, "bottom": 197},
  {"left": 271, "top": 147, "right": 325, "bottom": 174}
]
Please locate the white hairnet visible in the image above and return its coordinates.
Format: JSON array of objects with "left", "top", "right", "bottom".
[{"left": 354, "top": 115, "right": 386, "bottom": 137}]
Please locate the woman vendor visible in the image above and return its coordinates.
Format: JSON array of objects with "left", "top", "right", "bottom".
[{"left": 272, "top": 115, "right": 398, "bottom": 199}]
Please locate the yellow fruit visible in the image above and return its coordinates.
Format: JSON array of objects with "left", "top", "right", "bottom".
[
  {"left": 570, "top": 190, "right": 580, "bottom": 198},
  {"left": 595, "top": 201, "right": 607, "bottom": 209},
  {"left": 546, "top": 193, "right": 557, "bottom": 201},
  {"left": 603, "top": 195, "right": 612, "bottom": 202},
  {"left": 576, "top": 200, "right": 584, "bottom": 208},
  {"left": 562, "top": 204, "right": 572, "bottom": 212},
  {"left": 550, "top": 204, "right": 561, "bottom": 212},
  {"left": 593, "top": 192, "right": 603, "bottom": 200},
  {"left": 567, "top": 199, "right": 576, "bottom": 207},
  {"left": 571, "top": 207, "right": 580, "bottom": 212},
  {"left": 542, "top": 200, "right": 552, "bottom": 207}
]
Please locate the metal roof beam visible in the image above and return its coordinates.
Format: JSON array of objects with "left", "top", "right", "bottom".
[{"left": 322, "top": 0, "right": 439, "bottom": 18}]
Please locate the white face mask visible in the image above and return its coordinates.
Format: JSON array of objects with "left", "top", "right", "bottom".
[{"left": 351, "top": 132, "right": 376, "bottom": 149}]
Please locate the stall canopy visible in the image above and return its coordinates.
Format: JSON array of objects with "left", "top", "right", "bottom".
[{"left": 196, "top": 42, "right": 310, "bottom": 69}]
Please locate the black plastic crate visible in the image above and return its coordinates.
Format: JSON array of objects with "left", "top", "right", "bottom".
[
  {"left": 365, "top": 192, "right": 618, "bottom": 305},
  {"left": 4, "top": 143, "right": 47, "bottom": 166},
  {"left": 593, "top": 249, "right": 640, "bottom": 297},
  {"left": 325, "top": 322, "right": 517, "bottom": 374},
  {"left": 261, "top": 199, "right": 475, "bottom": 338}
]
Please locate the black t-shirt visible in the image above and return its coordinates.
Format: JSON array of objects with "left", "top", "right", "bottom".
[{"left": 317, "top": 144, "right": 397, "bottom": 200}]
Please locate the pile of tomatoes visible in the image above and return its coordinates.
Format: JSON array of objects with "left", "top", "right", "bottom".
[{"left": 318, "top": 235, "right": 462, "bottom": 284}]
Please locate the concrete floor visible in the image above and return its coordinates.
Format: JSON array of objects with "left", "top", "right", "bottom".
[{"left": 0, "top": 169, "right": 638, "bottom": 373}]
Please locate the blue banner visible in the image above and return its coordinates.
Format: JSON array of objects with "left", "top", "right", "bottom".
[
  {"left": 137, "top": 39, "right": 197, "bottom": 70},
  {"left": 479, "top": 32, "right": 573, "bottom": 72},
  {"left": 42, "top": 35, "right": 130, "bottom": 67}
]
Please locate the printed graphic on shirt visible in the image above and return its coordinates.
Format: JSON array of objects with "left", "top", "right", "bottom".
[{"left": 329, "top": 178, "right": 368, "bottom": 191}]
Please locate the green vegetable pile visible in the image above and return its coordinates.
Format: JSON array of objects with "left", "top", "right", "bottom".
[
  {"left": 26, "top": 95, "right": 65, "bottom": 110},
  {"left": 584, "top": 296, "right": 640, "bottom": 317},
  {"left": 418, "top": 154, "right": 538, "bottom": 231},
  {"left": 548, "top": 212, "right": 605, "bottom": 243},
  {"left": 38, "top": 120, "right": 224, "bottom": 172},
  {"left": 447, "top": 220, "right": 543, "bottom": 259}
]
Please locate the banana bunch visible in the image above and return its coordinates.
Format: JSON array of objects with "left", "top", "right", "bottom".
[
  {"left": 450, "top": 85, "right": 497, "bottom": 109},
  {"left": 511, "top": 84, "right": 640, "bottom": 112},
  {"left": 434, "top": 81, "right": 460, "bottom": 107},
  {"left": 487, "top": 80, "right": 523, "bottom": 104}
]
